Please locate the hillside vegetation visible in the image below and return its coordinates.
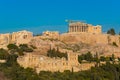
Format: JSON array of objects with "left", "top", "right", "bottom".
[{"left": 0, "top": 44, "right": 120, "bottom": 80}]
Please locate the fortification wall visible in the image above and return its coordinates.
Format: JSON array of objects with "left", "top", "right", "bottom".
[
  {"left": 12, "top": 30, "right": 33, "bottom": 45},
  {"left": 60, "top": 33, "right": 120, "bottom": 46},
  {"left": 0, "top": 33, "right": 11, "bottom": 49},
  {"left": 17, "top": 53, "right": 80, "bottom": 73},
  {"left": 0, "top": 30, "right": 33, "bottom": 49},
  {"left": 41, "top": 31, "right": 60, "bottom": 40}
]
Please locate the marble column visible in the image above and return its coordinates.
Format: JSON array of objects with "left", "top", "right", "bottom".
[
  {"left": 76, "top": 26, "right": 77, "bottom": 32},
  {"left": 80, "top": 26, "right": 81, "bottom": 32},
  {"left": 75, "top": 26, "right": 77, "bottom": 32},
  {"left": 70, "top": 26, "right": 72, "bottom": 32},
  {"left": 73, "top": 26, "right": 75, "bottom": 32},
  {"left": 83, "top": 26, "right": 85, "bottom": 32}
]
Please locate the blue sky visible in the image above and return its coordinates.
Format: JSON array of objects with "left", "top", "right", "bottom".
[{"left": 0, "top": 0, "right": 120, "bottom": 34}]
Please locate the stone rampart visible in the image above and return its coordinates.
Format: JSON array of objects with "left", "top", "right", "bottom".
[{"left": 60, "top": 33, "right": 120, "bottom": 46}]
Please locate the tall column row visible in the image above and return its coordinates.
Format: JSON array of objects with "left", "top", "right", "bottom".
[{"left": 69, "top": 26, "right": 87, "bottom": 32}]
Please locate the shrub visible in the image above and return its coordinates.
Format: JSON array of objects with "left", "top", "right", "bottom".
[
  {"left": 112, "top": 42, "right": 118, "bottom": 47},
  {"left": 7, "top": 44, "right": 18, "bottom": 50}
]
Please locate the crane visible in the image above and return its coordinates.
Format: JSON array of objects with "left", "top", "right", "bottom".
[{"left": 65, "top": 20, "right": 86, "bottom": 24}]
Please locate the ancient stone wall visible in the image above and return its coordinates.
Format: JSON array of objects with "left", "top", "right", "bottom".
[
  {"left": 88, "top": 25, "right": 101, "bottom": 33},
  {"left": 17, "top": 52, "right": 80, "bottom": 73},
  {"left": 12, "top": 30, "right": 33, "bottom": 45},
  {"left": 60, "top": 33, "right": 120, "bottom": 46},
  {"left": 0, "top": 33, "right": 11, "bottom": 49},
  {"left": 41, "top": 31, "right": 60, "bottom": 40},
  {"left": 0, "top": 30, "right": 33, "bottom": 48},
  {"left": 17, "top": 52, "right": 96, "bottom": 73},
  {"left": 69, "top": 22, "right": 102, "bottom": 34}
]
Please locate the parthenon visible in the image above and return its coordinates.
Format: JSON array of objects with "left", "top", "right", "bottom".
[{"left": 69, "top": 22, "right": 102, "bottom": 34}]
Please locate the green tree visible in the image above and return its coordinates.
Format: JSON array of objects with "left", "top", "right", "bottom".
[
  {"left": 112, "top": 42, "right": 118, "bottom": 47},
  {"left": 7, "top": 44, "right": 18, "bottom": 50},
  {"left": 19, "top": 44, "right": 33, "bottom": 52},
  {"left": 94, "top": 53, "right": 100, "bottom": 67},
  {"left": 47, "top": 48, "right": 67, "bottom": 59},
  {"left": 78, "top": 55, "right": 84, "bottom": 63},
  {"left": 17, "top": 49, "right": 24, "bottom": 56},
  {"left": 84, "top": 52, "right": 93, "bottom": 62},
  {"left": 110, "top": 54, "right": 115, "bottom": 64},
  {"left": 6, "top": 54, "right": 18, "bottom": 66},
  {"left": 107, "top": 28, "right": 116, "bottom": 35},
  {"left": 0, "top": 48, "right": 9, "bottom": 59},
  {"left": 100, "top": 56, "right": 106, "bottom": 61}
]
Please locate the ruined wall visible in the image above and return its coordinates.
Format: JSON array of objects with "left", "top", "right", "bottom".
[
  {"left": 41, "top": 31, "right": 60, "bottom": 40},
  {"left": 17, "top": 52, "right": 96, "bottom": 73},
  {"left": 0, "top": 30, "right": 33, "bottom": 48},
  {"left": 60, "top": 33, "right": 120, "bottom": 46},
  {"left": 12, "top": 30, "right": 33, "bottom": 45},
  {"left": 17, "top": 53, "right": 40, "bottom": 68},
  {"left": 69, "top": 22, "right": 102, "bottom": 34},
  {"left": 0, "top": 33, "right": 11, "bottom": 49},
  {"left": 88, "top": 25, "right": 101, "bottom": 34},
  {"left": 17, "top": 52, "right": 80, "bottom": 73}
]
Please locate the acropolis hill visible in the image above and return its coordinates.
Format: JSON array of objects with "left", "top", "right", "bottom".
[
  {"left": 0, "top": 21, "right": 120, "bottom": 72},
  {"left": 0, "top": 21, "right": 120, "bottom": 56}
]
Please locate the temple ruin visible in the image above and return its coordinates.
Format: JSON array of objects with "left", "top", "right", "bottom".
[{"left": 69, "top": 22, "right": 102, "bottom": 34}]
